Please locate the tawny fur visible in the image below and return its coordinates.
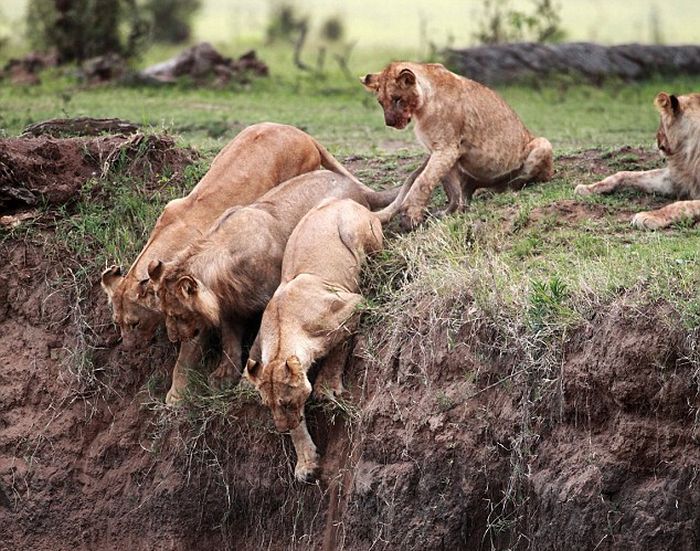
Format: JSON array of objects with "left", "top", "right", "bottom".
[
  {"left": 361, "top": 61, "right": 553, "bottom": 228},
  {"left": 150, "top": 171, "right": 397, "bottom": 406},
  {"left": 575, "top": 92, "right": 700, "bottom": 229},
  {"left": 244, "top": 197, "right": 383, "bottom": 482},
  {"left": 100, "top": 122, "right": 364, "bottom": 404}
]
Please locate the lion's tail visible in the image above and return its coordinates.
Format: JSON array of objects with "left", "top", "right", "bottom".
[
  {"left": 313, "top": 137, "right": 402, "bottom": 222},
  {"left": 313, "top": 137, "right": 364, "bottom": 186}
]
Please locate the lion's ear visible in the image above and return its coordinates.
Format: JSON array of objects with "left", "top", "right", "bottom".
[
  {"left": 655, "top": 92, "right": 680, "bottom": 115},
  {"left": 137, "top": 278, "right": 153, "bottom": 298},
  {"left": 101, "top": 265, "right": 123, "bottom": 299},
  {"left": 177, "top": 275, "right": 198, "bottom": 299},
  {"left": 397, "top": 68, "right": 416, "bottom": 88},
  {"left": 285, "top": 355, "right": 302, "bottom": 378},
  {"left": 147, "top": 260, "right": 164, "bottom": 282},
  {"left": 360, "top": 73, "right": 380, "bottom": 92},
  {"left": 243, "top": 358, "right": 262, "bottom": 385}
]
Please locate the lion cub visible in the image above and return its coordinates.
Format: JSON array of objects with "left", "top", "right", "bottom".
[
  {"left": 575, "top": 92, "right": 700, "bottom": 229},
  {"left": 361, "top": 61, "right": 553, "bottom": 228},
  {"left": 101, "top": 123, "right": 365, "bottom": 404},
  {"left": 244, "top": 198, "right": 383, "bottom": 482},
  {"left": 148, "top": 171, "right": 396, "bottom": 405}
]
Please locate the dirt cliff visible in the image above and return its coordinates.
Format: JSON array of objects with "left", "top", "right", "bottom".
[{"left": 1, "top": 137, "right": 698, "bottom": 550}]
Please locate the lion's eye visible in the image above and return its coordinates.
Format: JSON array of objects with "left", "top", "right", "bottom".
[
  {"left": 392, "top": 96, "right": 402, "bottom": 107},
  {"left": 129, "top": 320, "right": 140, "bottom": 329}
]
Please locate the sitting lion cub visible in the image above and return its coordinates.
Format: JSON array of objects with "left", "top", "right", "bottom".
[
  {"left": 575, "top": 92, "right": 700, "bottom": 229},
  {"left": 361, "top": 61, "right": 553, "bottom": 228},
  {"left": 148, "top": 171, "right": 396, "bottom": 405},
  {"left": 100, "top": 122, "right": 364, "bottom": 404},
  {"left": 244, "top": 197, "right": 383, "bottom": 482}
]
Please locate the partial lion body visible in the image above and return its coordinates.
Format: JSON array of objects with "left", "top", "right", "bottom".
[
  {"left": 576, "top": 92, "right": 700, "bottom": 229},
  {"left": 101, "top": 122, "right": 365, "bottom": 404},
  {"left": 244, "top": 197, "right": 383, "bottom": 481},
  {"left": 362, "top": 62, "right": 553, "bottom": 227},
  {"left": 151, "top": 171, "right": 397, "bottom": 404}
]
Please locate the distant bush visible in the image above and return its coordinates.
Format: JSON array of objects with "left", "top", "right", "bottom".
[
  {"left": 25, "top": 0, "right": 149, "bottom": 62},
  {"left": 265, "top": 2, "right": 308, "bottom": 45},
  {"left": 142, "top": 0, "right": 201, "bottom": 44},
  {"left": 474, "top": 0, "right": 566, "bottom": 45}
]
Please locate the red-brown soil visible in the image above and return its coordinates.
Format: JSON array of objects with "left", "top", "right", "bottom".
[
  {"left": 0, "top": 133, "right": 195, "bottom": 215},
  {"left": 0, "top": 144, "right": 698, "bottom": 550}
]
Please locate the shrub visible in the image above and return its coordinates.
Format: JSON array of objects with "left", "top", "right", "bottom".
[{"left": 25, "top": 0, "right": 149, "bottom": 62}]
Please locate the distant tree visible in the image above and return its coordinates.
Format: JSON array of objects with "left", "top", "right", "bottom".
[
  {"left": 265, "top": 2, "right": 308, "bottom": 45},
  {"left": 142, "top": 0, "right": 201, "bottom": 44},
  {"left": 474, "top": 0, "right": 565, "bottom": 45},
  {"left": 25, "top": 0, "right": 149, "bottom": 62}
]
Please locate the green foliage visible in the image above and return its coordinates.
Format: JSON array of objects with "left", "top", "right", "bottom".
[
  {"left": 265, "top": 2, "right": 308, "bottom": 45},
  {"left": 474, "top": 0, "right": 566, "bottom": 45},
  {"left": 25, "top": 0, "right": 149, "bottom": 62},
  {"left": 320, "top": 16, "right": 344, "bottom": 43},
  {"left": 142, "top": 0, "right": 201, "bottom": 44}
]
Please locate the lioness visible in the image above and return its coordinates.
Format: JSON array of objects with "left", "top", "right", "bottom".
[
  {"left": 361, "top": 62, "right": 553, "bottom": 228},
  {"left": 575, "top": 92, "right": 700, "bottom": 229},
  {"left": 148, "top": 171, "right": 397, "bottom": 404},
  {"left": 100, "top": 122, "right": 365, "bottom": 404},
  {"left": 244, "top": 197, "right": 383, "bottom": 482}
]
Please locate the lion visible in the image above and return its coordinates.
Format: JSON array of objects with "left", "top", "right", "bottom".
[
  {"left": 148, "top": 171, "right": 397, "bottom": 406},
  {"left": 361, "top": 61, "right": 553, "bottom": 228},
  {"left": 243, "top": 197, "right": 383, "bottom": 482},
  {"left": 575, "top": 92, "right": 700, "bottom": 229},
  {"left": 100, "top": 122, "right": 367, "bottom": 404}
]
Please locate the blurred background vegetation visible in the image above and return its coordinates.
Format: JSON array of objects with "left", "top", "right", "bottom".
[{"left": 1, "top": 0, "right": 699, "bottom": 65}]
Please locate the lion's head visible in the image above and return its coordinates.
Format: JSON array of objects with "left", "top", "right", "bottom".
[
  {"left": 244, "top": 355, "right": 311, "bottom": 432},
  {"left": 101, "top": 265, "right": 162, "bottom": 348},
  {"left": 147, "top": 259, "right": 220, "bottom": 343},
  {"left": 361, "top": 63, "right": 423, "bottom": 130},
  {"left": 654, "top": 92, "right": 700, "bottom": 158}
]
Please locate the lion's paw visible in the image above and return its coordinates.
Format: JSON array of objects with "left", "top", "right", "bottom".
[
  {"left": 165, "top": 388, "right": 184, "bottom": 406},
  {"left": 399, "top": 206, "right": 425, "bottom": 231},
  {"left": 312, "top": 380, "right": 345, "bottom": 401},
  {"left": 208, "top": 363, "right": 239, "bottom": 390},
  {"left": 631, "top": 211, "right": 666, "bottom": 230},
  {"left": 294, "top": 459, "right": 320, "bottom": 484},
  {"left": 574, "top": 184, "right": 593, "bottom": 196}
]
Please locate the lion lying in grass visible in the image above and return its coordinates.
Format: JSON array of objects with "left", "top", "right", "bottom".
[
  {"left": 244, "top": 197, "right": 383, "bottom": 482},
  {"left": 575, "top": 92, "right": 700, "bottom": 229},
  {"left": 100, "top": 122, "right": 364, "bottom": 404},
  {"left": 148, "top": 171, "right": 397, "bottom": 405},
  {"left": 361, "top": 61, "right": 553, "bottom": 228}
]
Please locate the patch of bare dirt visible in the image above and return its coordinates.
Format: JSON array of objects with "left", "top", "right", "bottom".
[
  {"left": 0, "top": 133, "right": 196, "bottom": 215},
  {"left": 1, "top": 145, "right": 698, "bottom": 550}
]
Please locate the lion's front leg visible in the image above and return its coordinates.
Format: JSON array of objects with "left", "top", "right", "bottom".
[
  {"left": 208, "top": 321, "right": 243, "bottom": 390},
  {"left": 166, "top": 337, "right": 204, "bottom": 405},
  {"left": 575, "top": 168, "right": 674, "bottom": 197},
  {"left": 290, "top": 418, "right": 320, "bottom": 483},
  {"left": 632, "top": 200, "right": 700, "bottom": 230},
  {"left": 312, "top": 341, "right": 352, "bottom": 400},
  {"left": 400, "top": 148, "right": 461, "bottom": 229}
]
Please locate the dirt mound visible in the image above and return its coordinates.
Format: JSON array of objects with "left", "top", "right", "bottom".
[
  {"left": 0, "top": 133, "right": 196, "bottom": 215},
  {"left": 1, "top": 147, "right": 698, "bottom": 550}
]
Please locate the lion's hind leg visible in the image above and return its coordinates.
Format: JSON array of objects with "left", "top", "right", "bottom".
[
  {"left": 632, "top": 200, "right": 700, "bottom": 230},
  {"left": 575, "top": 168, "right": 674, "bottom": 197}
]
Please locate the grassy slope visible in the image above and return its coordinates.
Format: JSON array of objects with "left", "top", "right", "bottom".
[{"left": 2, "top": 50, "right": 700, "bottom": 362}]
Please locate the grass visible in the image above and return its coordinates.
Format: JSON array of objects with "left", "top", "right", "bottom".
[{"left": 3, "top": 41, "right": 700, "bottom": 547}]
